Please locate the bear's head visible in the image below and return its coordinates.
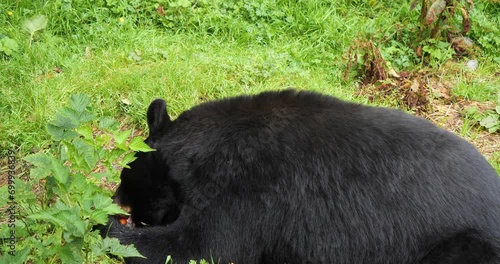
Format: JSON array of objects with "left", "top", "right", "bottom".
[{"left": 113, "top": 99, "right": 181, "bottom": 227}]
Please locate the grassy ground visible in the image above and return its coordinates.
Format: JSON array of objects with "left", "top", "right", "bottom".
[{"left": 0, "top": 1, "right": 499, "bottom": 262}]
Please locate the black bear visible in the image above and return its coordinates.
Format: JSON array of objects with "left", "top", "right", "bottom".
[{"left": 101, "top": 89, "right": 500, "bottom": 264}]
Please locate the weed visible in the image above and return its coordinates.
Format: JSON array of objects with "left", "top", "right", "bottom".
[
  {"left": 479, "top": 93, "right": 500, "bottom": 133},
  {"left": 0, "top": 94, "right": 151, "bottom": 262},
  {"left": 463, "top": 93, "right": 500, "bottom": 134},
  {"left": 0, "top": 34, "right": 18, "bottom": 57},
  {"left": 23, "top": 15, "right": 47, "bottom": 47},
  {"left": 344, "top": 36, "right": 387, "bottom": 85},
  {"left": 411, "top": 0, "right": 475, "bottom": 56},
  {"left": 421, "top": 39, "right": 455, "bottom": 68},
  {"left": 468, "top": 1, "right": 500, "bottom": 59}
]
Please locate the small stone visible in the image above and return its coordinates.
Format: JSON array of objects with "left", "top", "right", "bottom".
[{"left": 466, "top": 59, "right": 478, "bottom": 71}]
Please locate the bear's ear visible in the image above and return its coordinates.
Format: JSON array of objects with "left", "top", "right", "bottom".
[{"left": 147, "top": 99, "right": 171, "bottom": 138}]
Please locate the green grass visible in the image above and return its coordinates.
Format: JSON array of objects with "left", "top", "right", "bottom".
[
  {"left": 453, "top": 72, "right": 500, "bottom": 102},
  {"left": 1, "top": 31, "right": 354, "bottom": 150}
]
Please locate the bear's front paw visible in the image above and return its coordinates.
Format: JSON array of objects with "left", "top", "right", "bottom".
[{"left": 94, "top": 216, "right": 131, "bottom": 238}]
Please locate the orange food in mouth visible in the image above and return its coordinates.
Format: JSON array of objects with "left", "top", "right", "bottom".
[{"left": 119, "top": 217, "right": 128, "bottom": 225}]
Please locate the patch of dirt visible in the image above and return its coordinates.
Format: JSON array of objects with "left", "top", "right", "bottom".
[
  {"left": 355, "top": 63, "right": 499, "bottom": 159},
  {"left": 345, "top": 37, "right": 499, "bottom": 160},
  {"left": 356, "top": 70, "right": 435, "bottom": 114},
  {"left": 345, "top": 37, "right": 387, "bottom": 86},
  {"left": 426, "top": 100, "right": 500, "bottom": 160},
  {"left": 0, "top": 153, "right": 30, "bottom": 187}
]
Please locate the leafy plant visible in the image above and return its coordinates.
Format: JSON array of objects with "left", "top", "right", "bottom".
[
  {"left": 23, "top": 15, "right": 48, "bottom": 47},
  {"left": 480, "top": 93, "right": 500, "bottom": 133},
  {"left": 405, "top": 0, "right": 480, "bottom": 68},
  {"left": 0, "top": 35, "right": 19, "bottom": 56},
  {"left": 344, "top": 36, "right": 388, "bottom": 84},
  {"left": 381, "top": 40, "right": 419, "bottom": 71},
  {"left": 0, "top": 94, "right": 152, "bottom": 263},
  {"left": 469, "top": 2, "right": 500, "bottom": 61},
  {"left": 421, "top": 39, "right": 455, "bottom": 67},
  {"left": 411, "top": 0, "right": 474, "bottom": 47},
  {"left": 463, "top": 94, "right": 500, "bottom": 134}
]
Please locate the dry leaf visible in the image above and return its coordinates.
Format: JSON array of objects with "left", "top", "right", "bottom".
[
  {"left": 460, "top": 7, "right": 470, "bottom": 34},
  {"left": 157, "top": 6, "right": 165, "bottom": 16},
  {"left": 425, "top": 0, "right": 446, "bottom": 26}
]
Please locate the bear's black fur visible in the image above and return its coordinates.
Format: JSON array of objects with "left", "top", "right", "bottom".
[{"left": 102, "top": 90, "right": 500, "bottom": 264}]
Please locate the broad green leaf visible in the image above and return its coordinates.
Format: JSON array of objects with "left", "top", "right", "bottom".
[
  {"left": 63, "top": 212, "right": 86, "bottom": 237},
  {"left": 103, "top": 203, "right": 128, "bottom": 216},
  {"left": 104, "top": 237, "right": 145, "bottom": 258},
  {"left": 114, "top": 129, "right": 131, "bottom": 147},
  {"left": 92, "top": 193, "right": 110, "bottom": 207},
  {"left": 88, "top": 232, "right": 108, "bottom": 258},
  {"left": 96, "top": 133, "right": 112, "bottom": 146},
  {"left": 495, "top": 105, "right": 500, "bottom": 114},
  {"left": 108, "top": 149, "right": 125, "bottom": 164},
  {"left": 120, "top": 152, "right": 137, "bottom": 168},
  {"left": 28, "top": 212, "right": 67, "bottom": 227},
  {"left": 29, "top": 167, "right": 52, "bottom": 180},
  {"left": 24, "top": 153, "right": 52, "bottom": 180},
  {"left": 480, "top": 116, "right": 499, "bottom": 128},
  {"left": 99, "top": 117, "right": 118, "bottom": 129},
  {"left": 59, "top": 239, "right": 84, "bottom": 263},
  {"left": 0, "top": 36, "right": 19, "bottom": 56},
  {"left": 57, "top": 106, "right": 95, "bottom": 125},
  {"left": 46, "top": 123, "right": 64, "bottom": 140},
  {"left": 90, "top": 210, "right": 109, "bottom": 224},
  {"left": 129, "top": 137, "right": 155, "bottom": 152},
  {"left": 92, "top": 194, "right": 123, "bottom": 212},
  {"left": 76, "top": 111, "right": 96, "bottom": 123},
  {"left": 50, "top": 158, "right": 69, "bottom": 184},
  {"left": 23, "top": 15, "right": 48, "bottom": 34},
  {"left": 465, "top": 106, "right": 479, "bottom": 116},
  {"left": 90, "top": 194, "right": 128, "bottom": 218},
  {"left": 76, "top": 123, "right": 93, "bottom": 139},
  {"left": 72, "top": 137, "right": 93, "bottom": 155},
  {"left": 83, "top": 152, "right": 98, "bottom": 173},
  {"left": 51, "top": 111, "right": 78, "bottom": 129},
  {"left": 62, "top": 141, "right": 78, "bottom": 165},
  {"left": 50, "top": 202, "right": 86, "bottom": 236},
  {"left": 72, "top": 138, "right": 98, "bottom": 169},
  {"left": 71, "top": 172, "right": 87, "bottom": 192},
  {"left": 0, "top": 247, "right": 30, "bottom": 264},
  {"left": 69, "top": 94, "right": 90, "bottom": 113},
  {"left": 24, "top": 152, "right": 51, "bottom": 166},
  {"left": 40, "top": 233, "right": 58, "bottom": 247},
  {"left": 47, "top": 124, "right": 78, "bottom": 141}
]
